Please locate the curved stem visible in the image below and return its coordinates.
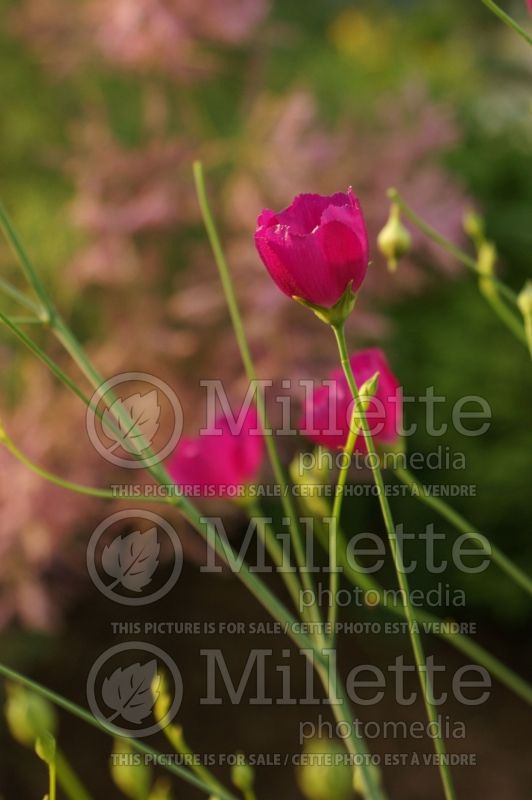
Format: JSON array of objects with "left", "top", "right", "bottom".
[
  {"left": 480, "top": 0, "right": 532, "bottom": 46},
  {"left": 388, "top": 189, "right": 519, "bottom": 306},
  {"left": 479, "top": 279, "right": 527, "bottom": 343},
  {"left": 328, "top": 410, "right": 360, "bottom": 641},
  {"left": 332, "top": 323, "right": 456, "bottom": 800},
  {"left": 193, "top": 161, "right": 323, "bottom": 635},
  {"left": 394, "top": 466, "right": 532, "bottom": 597},
  {"left": 55, "top": 749, "right": 94, "bottom": 800},
  {"left": 0, "top": 427, "right": 178, "bottom": 506}
]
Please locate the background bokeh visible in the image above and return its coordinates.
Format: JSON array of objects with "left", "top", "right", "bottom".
[{"left": 0, "top": 0, "right": 531, "bottom": 798}]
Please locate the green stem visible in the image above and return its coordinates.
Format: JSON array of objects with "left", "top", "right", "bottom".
[
  {"left": 1, "top": 315, "right": 43, "bottom": 325},
  {"left": 388, "top": 189, "right": 519, "bottom": 306},
  {"left": 161, "top": 725, "right": 227, "bottom": 798},
  {"left": 0, "top": 275, "right": 44, "bottom": 315},
  {"left": 0, "top": 204, "right": 53, "bottom": 316},
  {"left": 193, "top": 161, "right": 323, "bottom": 636},
  {"left": 0, "top": 310, "right": 92, "bottom": 408},
  {"left": 56, "top": 749, "right": 94, "bottom": 800},
  {"left": 479, "top": 279, "right": 527, "bottom": 343},
  {"left": 480, "top": 0, "right": 532, "bottom": 46},
  {"left": 395, "top": 466, "right": 532, "bottom": 597},
  {"left": 247, "top": 499, "right": 304, "bottom": 614},
  {"left": 0, "top": 663, "right": 238, "bottom": 800},
  {"left": 332, "top": 323, "right": 456, "bottom": 800},
  {"left": 315, "top": 661, "right": 385, "bottom": 800},
  {"left": 328, "top": 409, "right": 360, "bottom": 641},
  {"left": 0, "top": 428, "right": 178, "bottom": 506}
]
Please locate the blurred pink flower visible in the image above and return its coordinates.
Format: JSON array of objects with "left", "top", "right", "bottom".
[
  {"left": 300, "top": 348, "right": 402, "bottom": 452},
  {"left": 255, "top": 190, "right": 369, "bottom": 307},
  {"left": 168, "top": 405, "right": 263, "bottom": 497}
]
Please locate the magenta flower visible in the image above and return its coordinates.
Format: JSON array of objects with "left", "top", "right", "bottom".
[
  {"left": 254, "top": 189, "right": 369, "bottom": 308},
  {"left": 300, "top": 348, "right": 402, "bottom": 451},
  {"left": 167, "top": 406, "right": 263, "bottom": 497}
]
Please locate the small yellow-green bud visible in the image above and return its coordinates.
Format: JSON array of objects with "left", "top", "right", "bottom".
[
  {"left": 463, "top": 210, "right": 484, "bottom": 246},
  {"left": 517, "top": 281, "right": 532, "bottom": 317},
  {"left": 231, "top": 752, "right": 255, "bottom": 794},
  {"left": 517, "top": 281, "right": 532, "bottom": 360},
  {"left": 377, "top": 204, "right": 411, "bottom": 272},
  {"left": 296, "top": 738, "right": 353, "bottom": 800},
  {"left": 35, "top": 731, "right": 56, "bottom": 766},
  {"left": 4, "top": 684, "right": 57, "bottom": 747},
  {"left": 289, "top": 448, "right": 332, "bottom": 519},
  {"left": 111, "top": 739, "right": 152, "bottom": 800},
  {"left": 148, "top": 777, "right": 172, "bottom": 800},
  {"left": 477, "top": 241, "right": 497, "bottom": 277}
]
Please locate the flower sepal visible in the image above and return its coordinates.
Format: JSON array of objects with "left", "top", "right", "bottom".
[{"left": 293, "top": 281, "right": 357, "bottom": 327}]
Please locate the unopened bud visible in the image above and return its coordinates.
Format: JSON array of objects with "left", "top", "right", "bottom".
[
  {"left": 377, "top": 204, "right": 411, "bottom": 272},
  {"left": 231, "top": 753, "right": 255, "bottom": 794},
  {"left": 4, "top": 684, "right": 57, "bottom": 747},
  {"left": 463, "top": 210, "right": 484, "bottom": 246},
  {"left": 111, "top": 739, "right": 152, "bottom": 800},
  {"left": 297, "top": 738, "right": 352, "bottom": 800},
  {"left": 517, "top": 281, "right": 532, "bottom": 360},
  {"left": 517, "top": 281, "right": 532, "bottom": 317}
]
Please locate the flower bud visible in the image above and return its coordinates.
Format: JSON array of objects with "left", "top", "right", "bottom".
[
  {"left": 377, "top": 204, "right": 411, "bottom": 272},
  {"left": 35, "top": 731, "right": 56, "bottom": 767},
  {"left": 296, "top": 738, "right": 353, "bottom": 800},
  {"left": 231, "top": 752, "right": 255, "bottom": 795},
  {"left": 462, "top": 210, "right": 484, "bottom": 247},
  {"left": 149, "top": 778, "right": 172, "bottom": 800},
  {"left": 4, "top": 683, "right": 57, "bottom": 747},
  {"left": 111, "top": 739, "right": 152, "bottom": 800},
  {"left": 517, "top": 281, "right": 532, "bottom": 359},
  {"left": 289, "top": 448, "right": 333, "bottom": 519},
  {"left": 517, "top": 280, "right": 532, "bottom": 318},
  {"left": 477, "top": 241, "right": 497, "bottom": 299}
]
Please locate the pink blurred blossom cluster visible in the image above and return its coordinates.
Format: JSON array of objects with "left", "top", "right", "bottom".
[{"left": 12, "top": 0, "right": 268, "bottom": 75}]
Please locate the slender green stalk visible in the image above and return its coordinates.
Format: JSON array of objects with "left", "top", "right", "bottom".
[
  {"left": 161, "top": 725, "right": 227, "bottom": 798},
  {"left": 0, "top": 310, "right": 92, "bottom": 408},
  {"left": 316, "top": 661, "right": 385, "bottom": 800},
  {"left": 0, "top": 427, "right": 178, "bottom": 506},
  {"left": 0, "top": 275, "right": 44, "bottom": 315},
  {"left": 247, "top": 499, "right": 304, "bottom": 613},
  {"left": 193, "top": 161, "right": 323, "bottom": 633},
  {"left": 478, "top": 270, "right": 527, "bottom": 344},
  {"left": 480, "top": 0, "right": 532, "bottom": 46},
  {"left": 387, "top": 189, "right": 519, "bottom": 306},
  {"left": 0, "top": 663, "right": 238, "bottom": 800},
  {"left": 395, "top": 466, "right": 532, "bottom": 597},
  {"left": 332, "top": 322, "right": 456, "bottom": 800},
  {"left": 56, "top": 749, "right": 93, "bottom": 800},
  {"left": 1, "top": 315, "right": 44, "bottom": 325},
  {"left": 328, "top": 412, "right": 359, "bottom": 639},
  {"left": 0, "top": 204, "right": 53, "bottom": 315}
]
